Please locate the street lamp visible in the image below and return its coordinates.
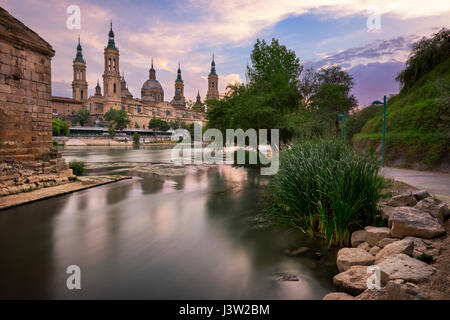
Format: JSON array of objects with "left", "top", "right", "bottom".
[
  {"left": 337, "top": 111, "right": 347, "bottom": 144},
  {"left": 371, "top": 96, "right": 387, "bottom": 166}
]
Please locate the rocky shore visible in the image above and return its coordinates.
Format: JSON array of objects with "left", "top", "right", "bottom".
[{"left": 323, "top": 189, "right": 450, "bottom": 300}]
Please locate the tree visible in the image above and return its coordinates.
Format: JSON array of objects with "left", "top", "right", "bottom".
[
  {"left": 104, "top": 108, "right": 130, "bottom": 130},
  {"left": 148, "top": 117, "right": 170, "bottom": 131},
  {"left": 72, "top": 108, "right": 90, "bottom": 126},
  {"left": 108, "top": 127, "right": 116, "bottom": 138},
  {"left": 52, "top": 118, "right": 70, "bottom": 136},
  {"left": 207, "top": 38, "right": 304, "bottom": 144},
  {"left": 133, "top": 132, "right": 140, "bottom": 145}
]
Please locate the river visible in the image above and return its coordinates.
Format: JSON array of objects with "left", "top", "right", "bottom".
[{"left": 0, "top": 146, "right": 336, "bottom": 299}]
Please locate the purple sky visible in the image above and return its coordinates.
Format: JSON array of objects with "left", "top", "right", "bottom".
[{"left": 2, "top": 0, "right": 449, "bottom": 106}]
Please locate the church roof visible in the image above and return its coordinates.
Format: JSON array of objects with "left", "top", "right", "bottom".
[
  {"left": 106, "top": 21, "right": 117, "bottom": 50},
  {"left": 74, "top": 36, "right": 85, "bottom": 63},
  {"left": 209, "top": 54, "right": 217, "bottom": 76},
  {"left": 142, "top": 79, "right": 163, "bottom": 91}
]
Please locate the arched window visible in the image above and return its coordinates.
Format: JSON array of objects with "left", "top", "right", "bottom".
[
  {"left": 108, "top": 58, "right": 111, "bottom": 71},
  {"left": 114, "top": 83, "right": 116, "bottom": 93},
  {"left": 81, "top": 90, "right": 84, "bottom": 99},
  {"left": 113, "top": 59, "right": 116, "bottom": 71}
]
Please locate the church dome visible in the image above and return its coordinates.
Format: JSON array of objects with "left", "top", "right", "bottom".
[{"left": 141, "top": 79, "right": 163, "bottom": 91}]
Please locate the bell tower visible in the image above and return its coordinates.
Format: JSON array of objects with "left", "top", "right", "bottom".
[
  {"left": 72, "top": 36, "right": 88, "bottom": 101},
  {"left": 174, "top": 62, "right": 184, "bottom": 98},
  {"left": 206, "top": 54, "right": 219, "bottom": 100},
  {"left": 102, "top": 20, "right": 121, "bottom": 110}
]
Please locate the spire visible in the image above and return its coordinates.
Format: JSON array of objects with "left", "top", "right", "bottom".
[
  {"left": 209, "top": 53, "right": 216, "bottom": 76},
  {"left": 107, "top": 20, "right": 117, "bottom": 50},
  {"left": 196, "top": 90, "right": 201, "bottom": 103},
  {"left": 176, "top": 62, "right": 183, "bottom": 82},
  {"left": 95, "top": 77, "right": 102, "bottom": 96},
  {"left": 74, "top": 36, "right": 85, "bottom": 63},
  {"left": 149, "top": 58, "right": 156, "bottom": 80}
]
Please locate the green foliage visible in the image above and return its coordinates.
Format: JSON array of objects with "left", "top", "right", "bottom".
[
  {"left": 72, "top": 108, "right": 90, "bottom": 126},
  {"left": 133, "top": 132, "right": 141, "bottom": 145},
  {"left": 69, "top": 160, "right": 86, "bottom": 176},
  {"left": 208, "top": 38, "right": 304, "bottom": 144},
  {"left": 104, "top": 108, "right": 130, "bottom": 130},
  {"left": 148, "top": 117, "right": 170, "bottom": 131},
  {"left": 416, "top": 253, "right": 434, "bottom": 264},
  {"left": 396, "top": 28, "right": 449, "bottom": 92},
  {"left": 264, "top": 139, "right": 384, "bottom": 246},
  {"left": 52, "top": 118, "right": 70, "bottom": 136},
  {"left": 108, "top": 127, "right": 116, "bottom": 138},
  {"left": 347, "top": 104, "right": 383, "bottom": 141},
  {"left": 354, "top": 55, "right": 450, "bottom": 169},
  {"left": 135, "top": 122, "right": 140, "bottom": 129}
]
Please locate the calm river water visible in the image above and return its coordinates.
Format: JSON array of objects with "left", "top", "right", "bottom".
[{"left": 0, "top": 146, "right": 336, "bottom": 299}]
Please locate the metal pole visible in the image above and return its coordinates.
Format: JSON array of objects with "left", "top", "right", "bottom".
[
  {"left": 382, "top": 95, "right": 386, "bottom": 166},
  {"left": 344, "top": 111, "right": 347, "bottom": 145}
]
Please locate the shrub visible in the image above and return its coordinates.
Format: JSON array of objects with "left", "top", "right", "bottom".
[
  {"left": 108, "top": 127, "right": 116, "bottom": 138},
  {"left": 52, "top": 118, "right": 70, "bottom": 136},
  {"left": 133, "top": 132, "right": 141, "bottom": 145},
  {"left": 417, "top": 253, "right": 434, "bottom": 264},
  {"left": 69, "top": 160, "right": 86, "bottom": 176},
  {"left": 264, "top": 139, "right": 384, "bottom": 246}
]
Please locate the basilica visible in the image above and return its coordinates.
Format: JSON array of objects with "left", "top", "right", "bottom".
[{"left": 52, "top": 22, "right": 220, "bottom": 128}]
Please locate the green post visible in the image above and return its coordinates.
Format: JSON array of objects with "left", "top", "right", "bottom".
[
  {"left": 344, "top": 111, "right": 347, "bottom": 145},
  {"left": 382, "top": 95, "right": 386, "bottom": 166}
]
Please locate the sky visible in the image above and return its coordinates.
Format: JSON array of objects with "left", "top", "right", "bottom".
[{"left": 2, "top": 0, "right": 450, "bottom": 106}]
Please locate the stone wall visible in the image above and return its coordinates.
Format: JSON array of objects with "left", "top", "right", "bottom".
[{"left": 0, "top": 7, "right": 74, "bottom": 197}]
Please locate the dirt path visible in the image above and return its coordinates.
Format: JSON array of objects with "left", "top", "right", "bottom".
[{"left": 381, "top": 167, "right": 450, "bottom": 201}]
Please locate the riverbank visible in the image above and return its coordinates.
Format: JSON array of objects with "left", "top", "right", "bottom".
[
  {"left": 0, "top": 175, "right": 131, "bottom": 211},
  {"left": 323, "top": 188, "right": 450, "bottom": 300},
  {"left": 60, "top": 138, "right": 178, "bottom": 147}
]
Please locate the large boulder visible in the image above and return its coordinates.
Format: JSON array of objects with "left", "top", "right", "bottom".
[
  {"left": 404, "top": 236, "right": 441, "bottom": 258},
  {"left": 322, "top": 292, "right": 356, "bottom": 300},
  {"left": 387, "top": 192, "right": 417, "bottom": 207},
  {"left": 414, "top": 197, "right": 449, "bottom": 223},
  {"left": 350, "top": 230, "right": 367, "bottom": 247},
  {"left": 381, "top": 206, "right": 395, "bottom": 220},
  {"left": 333, "top": 265, "right": 371, "bottom": 295},
  {"left": 374, "top": 239, "right": 414, "bottom": 264},
  {"left": 337, "top": 248, "right": 375, "bottom": 272},
  {"left": 369, "top": 246, "right": 381, "bottom": 256},
  {"left": 365, "top": 226, "right": 391, "bottom": 246},
  {"left": 389, "top": 207, "right": 446, "bottom": 239},
  {"left": 356, "top": 280, "right": 428, "bottom": 300},
  {"left": 357, "top": 242, "right": 371, "bottom": 252},
  {"left": 377, "top": 253, "right": 435, "bottom": 284},
  {"left": 412, "top": 190, "right": 429, "bottom": 201},
  {"left": 378, "top": 238, "right": 400, "bottom": 248}
]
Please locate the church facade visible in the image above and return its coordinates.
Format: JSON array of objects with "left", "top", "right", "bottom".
[{"left": 53, "top": 22, "right": 220, "bottom": 129}]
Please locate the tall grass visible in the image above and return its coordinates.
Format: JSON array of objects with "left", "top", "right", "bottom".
[
  {"left": 69, "top": 160, "right": 86, "bottom": 176},
  {"left": 264, "top": 139, "right": 384, "bottom": 246}
]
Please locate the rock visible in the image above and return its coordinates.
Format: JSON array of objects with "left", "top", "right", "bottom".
[
  {"left": 375, "top": 239, "right": 414, "bottom": 263},
  {"left": 333, "top": 265, "right": 371, "bottom": 295},
  {"left": 322, "top": 292, "right": 356, "bottom": 300},
  {"left": 356, "top": 280, "right": 428, "bottom": 300},
  {"left": 369, "top": 246, "right": 381, "bottom": 256},
  {"left": 337, "top": 248, "right": 375, "bottom": 272},
  {"left": 378, "top": 238, "right": 399, "bottom": 248},
  {"left": 350, "top": 230, "right": 367, "bottom": 247},
  {"left": 365, "top": 226, "right": 391, "bottom": 246},
  {"left": 412, "top": 190, "right": 429, "bottom": 201},
  {"left": 357, "top": 242, "right": 371, "bottom": 252},
  {"left": 268, "top": 273, "right": 299, "bottom": 281},
  {"left": 415, "top": 197, "right": 448, "bottom": 223},
  {"left": 389, "top": 207, "right": 446, "bottom": 239},
  {"left": 381, "top": 206, "right": 396, "bottom": 220},
  {"left": 284, "top": 246, "right": 310, "bottom": 256},
  {"left": 377, "top": 253, "right": 435, "bottom": 284},
  {"left": 404, "top": 236, "right": 440, "bottom": 258},
  {"left": 387, "top": 192, "right": 417, "bottom": 207}
]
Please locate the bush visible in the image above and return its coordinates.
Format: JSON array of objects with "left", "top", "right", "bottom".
[
  {"left": 417, "top": 253, "right": 434, "bottom": 264},
  {"left": 264, "top": 139, "right": 384, "bottom": 246},
  {"left": 52, "top": 118, "right": 70, "bottom": 136},
  {"left": 133, "top": 132, "right": 141, "bottom": 145},
  {"left": 69, "top": 160, "right": 86, "bottom": 176}
]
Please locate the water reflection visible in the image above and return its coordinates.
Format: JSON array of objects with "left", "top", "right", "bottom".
[{"left": 0, "top": 147, "right": 336, "bottom": 299}]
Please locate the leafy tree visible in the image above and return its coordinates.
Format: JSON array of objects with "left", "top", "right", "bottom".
[
  {"left": 108, "top": 127, "right": 116, "bottom": 138},
  {"left": 396, "top": 28, "right": 450, "bottom": 92},
  {"left": 52, "top": 118, "right": 70, "bottom": 136},
  {"left": 133, "top": 132, "right": 140, "bottom": 145},
  {"left": 148, "top": 117, "right": 170, "bottom": 131},
  {"left": 104, "top": 108, "right": 130, "bottom": 130},
  {"left": 72, "top": 108, "right": 90, "bottom": 126}
]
